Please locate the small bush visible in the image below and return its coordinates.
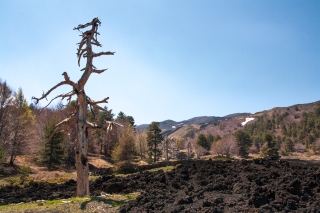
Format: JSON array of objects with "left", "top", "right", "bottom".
[
  {"left": 114, "top": 161, "right": 138, "bottom": 174},
  {"left": 19, "top": 165, "right": 31, "bottom": 184},
  {"left": 5, "top": 177, "right": 20, "bottom": 185}
]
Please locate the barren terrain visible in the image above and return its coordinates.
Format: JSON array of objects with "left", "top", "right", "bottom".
[{"left": 1, "top": 158, "right": 320, "bottom": 212}]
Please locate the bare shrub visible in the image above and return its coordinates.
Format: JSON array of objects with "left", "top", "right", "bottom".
[
  {"left": 195, "top": 146, "right": 207, "bottom": 159},
  {"left": 211, "top": 134, "right": 238, "bottom": 158},
  {"left": 311, "top": 138, "right": 320, "bottom": 154}
]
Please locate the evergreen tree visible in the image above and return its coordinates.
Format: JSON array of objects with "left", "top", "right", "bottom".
[
  {"left": 116, "top": 111, "right": 126, "bottom": 122},
  {"left": 126, "top": 116, "right": 136, "bottom": 129},
  {"left": 196, "top": 134, "right": 210, "bottom": 150},
  {"left": 260, "top": 133, "right": 279, "bottom": 160},
  {"left": 234, "top": 130, "right": 252, "bottom": 157},
  {"left": 41, "top": 116, "right": 65, "bottom": 170},
  {"left": 146, "top": 122, "right": 163, "bottom": 163},
  {"left": 206, "top": 134, "right": 214, "bottom": 146},
  {"left": 284, "top": 138, "right": 294, "bottom": 153}
]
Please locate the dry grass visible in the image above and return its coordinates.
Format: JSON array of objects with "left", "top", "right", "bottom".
[
  {"left": 281, "top": 152, "right": 320, "bottom": 161},
  {"left": 0, "top": 155, "right": 115, "bottom": 186}
]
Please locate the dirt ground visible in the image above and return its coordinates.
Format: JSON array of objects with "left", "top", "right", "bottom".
[{"left": 1, "top": 158, "right": 320, "bottom": 212}]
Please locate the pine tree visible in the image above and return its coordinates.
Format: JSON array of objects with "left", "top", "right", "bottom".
[
  {"left": 206, "top": 134, "right": 214, "bottom": 146},
  {"left": 284, "top": 138, "right": 294, "bottom": 153},
  {"left": 260, "top": 133, "right": 279, "bottom": 160},
  {"left": 234, "top": 130, "right": 252, "bottom": 157},
  {"left": 116, "top": 111, "right": 126, "bottom": 122},
  {"left": 146, "top": 122, "right": 163, "bottom": 163},
  {"left": 196, "top": 134, "right": 210, "bottom": 150},
  {"left": 41, "top": 116, "right": 65, "bottom": 170}
]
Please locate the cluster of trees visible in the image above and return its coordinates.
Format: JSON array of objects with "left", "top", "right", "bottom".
[
  {"left": 0, "top": 79, "right": 166, "bottom": 170},
  {"left": 0, "top": 80, "right": 35, "bottom": 169},
  {"left": 244, "top": 104, "right": 320, "bottom": 155}
]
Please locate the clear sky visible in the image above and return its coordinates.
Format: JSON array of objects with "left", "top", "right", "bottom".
[{"left": 0, "top": 1, "right": 319, "bottom": 125}]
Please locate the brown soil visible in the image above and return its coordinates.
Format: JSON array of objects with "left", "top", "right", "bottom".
[{"left": 1, "top": 159, "right": 320, "bottom": 212}]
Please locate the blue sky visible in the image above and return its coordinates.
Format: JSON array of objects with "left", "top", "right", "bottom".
[{"left": 0, "top": 1, "right": 319, "bottom": 125}]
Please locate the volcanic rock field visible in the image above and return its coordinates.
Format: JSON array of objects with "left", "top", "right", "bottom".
[{"left": 1, "top": 159, "right": 320, "bottom": 212}]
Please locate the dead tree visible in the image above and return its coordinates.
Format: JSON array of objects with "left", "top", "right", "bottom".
[
  {"left": 32, "top": 17, "right": 121, "bottom": 196},
  {"left": 162, "top": 137, "right": 175, "bottom": 161},
  {"left": 186, "top": 138, "right": 192, "bottom": 159}
]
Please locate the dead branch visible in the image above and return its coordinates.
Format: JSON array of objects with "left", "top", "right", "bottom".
[
  {"left": 77, "top": 40, "right": 87, "bottom": 51},
  {"left": 92, "top": 51, "right": 115, "bottom": 58},
  {"left": 77, "top": 48, "right": 86, "bottom": 57},
  {"left": 88, "top": 97, "right": 109, "bottom": 105},
  {"left": 73, "top": 17, "right": 101, "bottom": 31},
  {"left": 41, "top": 91, "right": 76, "bottom": 111},
  {"left": 86, "top": 120, "right": 123, "bottom": 132},
  {"left": 32, "top": 80, "right": 77, "bottom": 104},
  {"left": 78, "top": 49, "right": 87, "bottom": 66},
  {"left": 46, "top": 113, "right": 77, "bottom": 144},
  {"left": 92, "top": 69, "right": 108, "bottom": 74},
  {"left": 91, "top": 42, "right": 102, "bottom": 47}
]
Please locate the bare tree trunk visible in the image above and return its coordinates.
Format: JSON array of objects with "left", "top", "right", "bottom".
[
  {"left": 75, "top": 96, "right": 89, "bottom": 195},
  {"left": 9, "top": 130, "right": 18, "bottom": 165},
  {"left": 154, "top": 130, "right": 156, "bottom": 163}
]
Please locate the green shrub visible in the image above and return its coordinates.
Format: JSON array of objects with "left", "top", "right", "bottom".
[
  {"left": 19, "top": 165, "right": 31, "bottom": 184},
  {"left": 5, "top": 177, "right": 20, "bottom": 185}
]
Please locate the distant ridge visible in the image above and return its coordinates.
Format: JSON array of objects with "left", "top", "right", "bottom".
[{"left": 137, "top": 113, "right": 250, "bottom": 132}]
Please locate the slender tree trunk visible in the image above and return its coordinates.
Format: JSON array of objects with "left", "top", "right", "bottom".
[{"left": 9, "top": 130, "right": 18, "bottom": 165}]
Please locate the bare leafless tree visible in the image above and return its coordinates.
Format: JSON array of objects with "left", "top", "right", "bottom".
[
  {"left": 211, "top": 134, "right": 238, "bottom": 158},
  {"left": 135, "top": 129, "right": 148, "bottom": 160},
  {"left": 0, "top": 80, "right": 15, "bottom": 157},
  {"left": 32, "top": 18, "right": 121, "bottom": 196},
  {"left": 162, "top": 137, "right": 175, "bottom": 161}
]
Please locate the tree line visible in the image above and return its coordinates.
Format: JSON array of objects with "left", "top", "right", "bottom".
[{"left": 0, "top": 79, "right": 166, "bottom": 171}]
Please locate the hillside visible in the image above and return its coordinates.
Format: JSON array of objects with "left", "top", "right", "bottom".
[{"left": 163, "top": 100, "right": 320, "bottom": 140}]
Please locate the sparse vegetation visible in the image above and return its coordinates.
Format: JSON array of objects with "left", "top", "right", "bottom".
[{"left": 0, "top": 193, "right": 139, "bottom": 213}]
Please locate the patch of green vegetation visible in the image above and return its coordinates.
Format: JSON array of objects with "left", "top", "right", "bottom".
[
  {"left": 147, "top": 165, "right": 174, "bottom": 173},
  {"left": 0, "top": 193, "right": 139, "bottom": 213},
  {"left": 45, "top": 174, "right": 75, "bottom": 184},
  {"left": 88, "top": 175, "right": 100, "bottom": 181},
  {"left": 3, "top": 175, "right": 35, "bottom": 187},
  {"left": 213, "top": 156, "right": 234, "bottom": 161},
  {"left": 4, "top": 176, "right": 20, "bottom": 185},
  {"left": 115, "top": 165, "right": 174, "bottom": 177}
]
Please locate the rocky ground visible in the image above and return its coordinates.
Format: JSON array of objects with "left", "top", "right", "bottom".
[{"left": 1, "top": 159, "right": 320, "bottom": 212}]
